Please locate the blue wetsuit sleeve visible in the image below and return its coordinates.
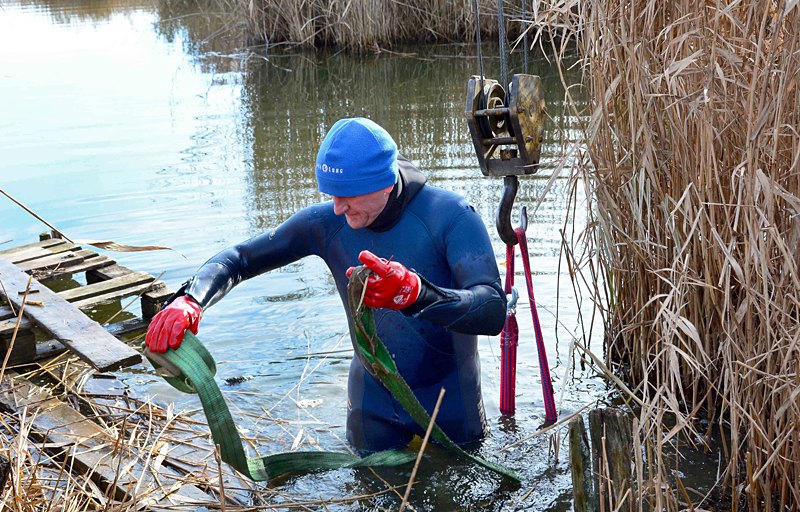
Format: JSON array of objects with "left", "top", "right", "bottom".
[
  {"left": 407, "top": 208, "right": 507, "bottom": 335},
  {"left": 181, "top": 207, "right": 324, "bottom": 309}
]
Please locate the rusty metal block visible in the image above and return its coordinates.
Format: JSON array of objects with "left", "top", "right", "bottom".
[{"left": 464, "top": 74, "right": 546, "bottom": 177}]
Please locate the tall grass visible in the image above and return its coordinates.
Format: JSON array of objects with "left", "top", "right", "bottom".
[
  {"left": 544, "top": 0, "right": 800, "bottom": 509},
  {"left": 234, "top": 0, "right": 536, "bottom": 50}
]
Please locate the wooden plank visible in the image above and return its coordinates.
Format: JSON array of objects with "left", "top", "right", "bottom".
[
  {"left": 0, "top": 258, "right": 140, "bottom": 372},
  {"left": 36, "top": 255, "right": 114, "bottom": 281},
  {"left": 15, "top": 249, "right": 96, "bottom": 273},
  {"left": 4, "top": 339, "right": 65, "bottom": 367},
  {"left": 0, "top": 375, "right": 215, "bottom": 505},
  {"left": 58, "top": 271, "right": 154, "bottom": 303},
  {"left": 72, "top": 280, "right": 165, "bottom": 310},
  {"left": 3, "top": 243, "right": 81, "bottom": 265},
  {"left": 0, "top": 317, "right": 32, "bottom": 337},
  {"left": 105, "top": 318, "right": 150, "bottom": 338},
  {"left": 86, "top": 263, "right": 134, "bottom": 283},
  {"left": 1, "top": 315, "right": 147, "bottom": 339},
  {"left": 1, "top": 273, "right": 154, "bottom": 320},
  {"left": 0, "top": 238, "right": 65, "bottom": 257},
  {"left": 142, "top": 286, "right": 175, "bottom": 320}
]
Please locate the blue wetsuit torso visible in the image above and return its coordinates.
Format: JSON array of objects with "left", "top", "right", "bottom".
[{"left": 178, "top": 159, "right": 506, "bottom": 452}]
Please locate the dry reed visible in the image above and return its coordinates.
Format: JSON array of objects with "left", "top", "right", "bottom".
[
  {"left": 0, "top": 349, "right": 411, "bottom": 510},
  {"left": 231, "top": 0, "right": 538, "bottom": 50},
  {"left": 544, "top": 0, "right": 800, "bottom": 510}
]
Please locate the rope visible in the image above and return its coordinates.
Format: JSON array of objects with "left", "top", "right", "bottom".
[
  {"left": 471, "top": 0, "right": 485, "bottom": 94},
  {"left": 500, "top": 243, "right": 518, "bottom": 414},
  {"left": 522, "top": 0, "right": 528, "bottom": 75},
  {"left": 496, "top": 0, "right": 508, "bottom": 88},
  {"left": 499, "top": 228, "right": 557, "bottom": 423}
]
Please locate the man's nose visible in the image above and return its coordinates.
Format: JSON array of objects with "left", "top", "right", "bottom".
[{"left": 333, "top": 197, "right": 349, "bottom": 215}]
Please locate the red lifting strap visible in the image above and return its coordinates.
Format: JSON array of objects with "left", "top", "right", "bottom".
[{"left": 499, "top": 227, "right": 558, "bottom": 423}]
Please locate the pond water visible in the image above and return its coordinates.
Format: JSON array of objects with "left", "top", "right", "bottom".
[{"left": 0, "top": 0, "right": 609, "bottom": 509}]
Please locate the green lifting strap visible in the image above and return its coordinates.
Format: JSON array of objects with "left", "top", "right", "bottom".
[
  {"left": 346, "top": 266, "right": 520, "bottom": 483},
  {"left": 144, "top": 266, "right": 520, "bottom": 483},
  {"left": 145, "top": 332, "right": 416, "bottom": 481}
]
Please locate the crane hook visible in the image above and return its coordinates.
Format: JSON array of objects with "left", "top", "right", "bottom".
[{"left": 496, "top": 176, "right": 528, "bottom": 245}]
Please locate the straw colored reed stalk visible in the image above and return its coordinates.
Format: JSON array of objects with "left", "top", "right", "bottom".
[
  {"left": 235, "top": 0, "right": 535, "bottom": 50},
  {"left": 0, "top": 349, "right": 411, "bottom": 510},
  {"left": 545, "top": 0, "right": 799, "bottom": 509}
]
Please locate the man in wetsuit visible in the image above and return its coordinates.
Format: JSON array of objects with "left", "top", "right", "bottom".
[{"left": 145, "top": 118, "right": 507, "bottom": 453}]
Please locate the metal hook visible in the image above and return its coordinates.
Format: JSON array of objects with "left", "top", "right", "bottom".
[
  {"left": 506, "top": 287, "right": 519, "bottom": 314},
  {"left": 496, "top": 176, "right": 528, "bottom": 245}
]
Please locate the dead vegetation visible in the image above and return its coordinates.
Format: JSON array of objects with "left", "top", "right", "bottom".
[
  {"left": 231, "top": 0, "right": 537, "bottom": 51},
  {"left": 545, "top": 0, "right": 800, "bottom": 509}
]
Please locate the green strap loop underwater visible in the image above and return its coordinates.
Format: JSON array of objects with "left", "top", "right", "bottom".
[{"left": 144, "top": 266, "right": 519, "bottom": 482}]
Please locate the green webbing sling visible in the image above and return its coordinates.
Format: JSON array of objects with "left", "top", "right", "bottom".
[
  {"left": 144, "top": 266, "right": 519, "bottom": 482},
  {"left": 145, "top": 332, "right": 415, "bottom": 480},
  {"left": 346, "top": 267, "right": 520, "bottom": 482}
]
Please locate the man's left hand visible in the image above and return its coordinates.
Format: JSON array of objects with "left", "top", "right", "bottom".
[{"left": 346, "top": 250, "right": 420, "bottom": 309}]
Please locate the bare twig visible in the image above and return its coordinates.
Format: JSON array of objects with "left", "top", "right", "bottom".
[{"left": 399, "top": 387, "right": 445, "bottom": 512}]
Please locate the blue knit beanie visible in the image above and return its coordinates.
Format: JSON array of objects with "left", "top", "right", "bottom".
[{"left": 315, "top": 118, "right": 398, "bottom": 197}]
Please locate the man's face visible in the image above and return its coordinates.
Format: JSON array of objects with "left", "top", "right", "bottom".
[{"left": 332, "top": 185, "right": 394, "bottom": 229}]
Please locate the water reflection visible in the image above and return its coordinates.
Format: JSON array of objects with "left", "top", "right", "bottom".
[
  {"left": 155, "top": 0, "right": 246, "bottom": 74},
  {"left": 11, "top": 0, "right": 156, "bottom": 24},
  {"left": 241, "top": 47, "right": 587, "bottom": 231}
]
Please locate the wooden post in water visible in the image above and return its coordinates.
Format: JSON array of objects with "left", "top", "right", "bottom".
[
  {"left": 569, "top": 416, "right": 596, "bottom": 512},
  {"left": 588, "top": 408, "right": 633, "bottom": 512}
]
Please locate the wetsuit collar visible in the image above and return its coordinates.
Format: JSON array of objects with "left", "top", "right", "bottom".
[{"left": 367, "top": 156, "right": 427, "bottom": 232}]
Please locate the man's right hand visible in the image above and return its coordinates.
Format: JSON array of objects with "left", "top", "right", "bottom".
[{"left": 145, "top": 296, "right": 202, "bottom": 353}]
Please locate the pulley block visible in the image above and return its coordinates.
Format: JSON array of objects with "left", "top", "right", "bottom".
[{"left": 464, "top": 74, "right": 546, "bottom": 177}]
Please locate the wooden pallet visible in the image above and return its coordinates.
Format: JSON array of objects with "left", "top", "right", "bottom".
[
  {"left": 0, "top": 236, "right": 254, "bottom": 507},
  {"left": 0, "top": 235, "right": 173, "bottom": 371}
]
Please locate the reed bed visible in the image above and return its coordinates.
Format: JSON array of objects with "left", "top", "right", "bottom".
[
  {"left": 231, "top": 0, "right": 537, "bottom": 50},
  {"left": 543, "top": 0, "right": 800, "bottom": 509}
]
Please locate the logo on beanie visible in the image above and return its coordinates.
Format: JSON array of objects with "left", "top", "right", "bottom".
[{"left": 317, "top": 163, "right": 344, "bottom": 174}]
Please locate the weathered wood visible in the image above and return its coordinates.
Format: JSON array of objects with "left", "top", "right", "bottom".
[
  {"left": 59, "top": 271, "right": 154, "bottom": 303},
  {"left": 2, "top": 242, "right": 80, "bottom": 265},
  {"left": 15, "top": 249, "right": 96, "bottom": 273},
  {"left": 0, "top": 238, "right": 64, "bottom": 257},
  {"left": 142, "top": 286, "right": 174, "bottom": 320},
  {"left": 0, "top": 274, "right": 152, "bottom": 322},
  {"left": 569, "top": 416, "right": 596, "bottom": 512},
  {"left": 1, "top": 339, "right": 66, "bottom": 367},
  {"left": 0, "top": 374, "right": 215, "bottom": 505},
  {"left": 0, "top": 317, "right": 32, "bottom": 337},
  {"left": 86, "top": 263, "right": 133, "bottom": 283},
  {"left": 0, "top": 258, "right": 140, "bottom": 372},
  {"left": 36, "top": 255, "right": 114, "bottom": 281},
  {"left": 0, "top": 330, "right": 36, "bottom": 366},
  {"left": 588, "top": 408, "right": 634, "bottom": 512},
  {"left": 72, "top": 281, "right": 165, "bottom": 311},
  {"left": 105, "top": 317, "right": 150, "bottom": 337}
]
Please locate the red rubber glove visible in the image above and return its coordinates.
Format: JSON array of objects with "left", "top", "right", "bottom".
[
  {"left": 145, "top": 296, "right": 202, "bottom": 353},
  {"left": 346, "top": 250, "right": 420, "bottom": 309}
]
